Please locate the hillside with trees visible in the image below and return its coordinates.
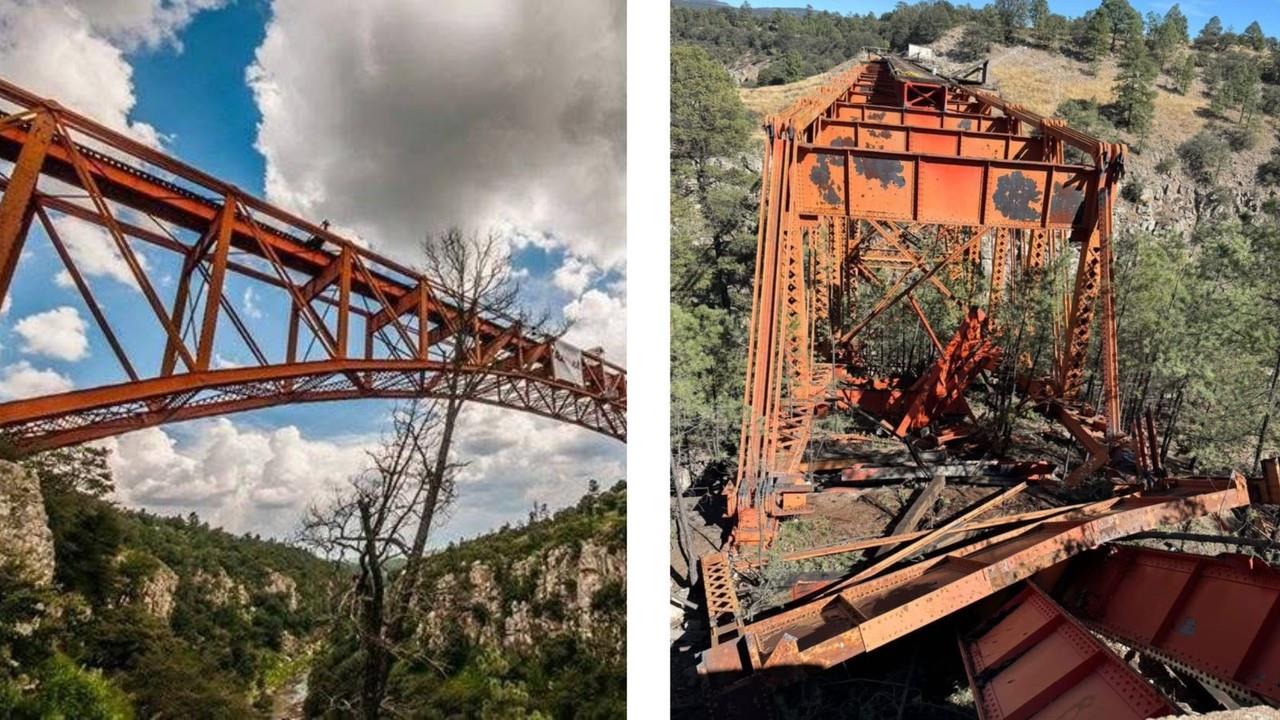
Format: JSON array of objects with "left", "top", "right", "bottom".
[
  {"left": 0, "top": 447, "right": 336, "bottom": 719},
  {"left": 1, "top": 442, "right": 625, "bottom": 719},
  {"left": 303, "top": 481, "right": 626, "bottom": 718}
]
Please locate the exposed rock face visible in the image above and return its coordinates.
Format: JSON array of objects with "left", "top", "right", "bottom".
[
  {"left": 135, "top": 561, "right": 179, "bottom": 622},
  {"left": 417, "top": 540, "right": 625, "bottom": 654},
  {"left": 193, "top": 566, "right": 250, "bottom": 607},
  {"left": 0, "top": 460, "right": 56, "bottom": 586},
  {"left": 265, "top": 570, "right": 299, "bottom": 611}
]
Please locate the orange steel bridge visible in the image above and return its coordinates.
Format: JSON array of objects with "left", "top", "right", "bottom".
[
  {"left": 0, "top": 77, "right": 625, "bottom": 451},
  {"left": 695, "top": 53, "right": 1280, "bottom": 715}
]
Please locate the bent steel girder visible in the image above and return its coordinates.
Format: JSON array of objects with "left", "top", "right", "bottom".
[
  {"left": 0, "top": 77, "right": 625, "bottom": 449},
  {"left": 731, "top": 54, "right": 1123, "bottom": 547},
  {"left": 958, "top": 583, "right": 1175, "bottom": 720},
  {"left": 1056, "top": 544, "right": 1280, "bottom": 706},
  {"left": 699, "top": 474, "right": 1251, "bottom": 681}
]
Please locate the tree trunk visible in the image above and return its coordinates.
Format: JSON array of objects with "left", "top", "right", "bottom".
[
  {"left": 357, "top": 501, "right": 389, "bottom": 720},
  {"left": 387, "top": 395, "right": 464, "bottom": 646},
  {"left": 1253, "top": 341, "right": 1280, "bottom": 474}
]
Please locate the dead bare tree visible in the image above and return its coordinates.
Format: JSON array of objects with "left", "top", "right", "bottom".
[
  {"left": 298, "top": 400, "right": 457, "bottom": 720},
  {"left": 384, "top": 228, "right": 553, "bottom": 637},
  {"left": 298, "top": 228, "right": 550, "bottom": 717}
]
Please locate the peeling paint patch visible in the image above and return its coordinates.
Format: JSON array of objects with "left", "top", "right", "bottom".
[
  {"left": 1049, "top": 181, "right": 1086, "bottom": 225},
  {"left": 867, "top": 111, "right": 886, "bottom": 121},
  {"left": 993, "top": 171, "right": 1042, "bottom": 222},
  {"left": 958, "top": 118, "right": 973, "bottom": 131},
  {"left": 831, "top": 135, "right": 856, "bottom": 148},
  {"left": 867, "top": 128, "right": 893, "bottom": 139},
  {"left": 852, "top": 156, "right": 906, "bottom": 190},
  {"left": 809, "top": 154, "right": 845, "bottom": 205}
]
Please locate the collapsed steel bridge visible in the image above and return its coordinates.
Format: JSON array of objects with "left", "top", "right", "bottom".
[
  {"left": 695, "top": 54, "right": 1280, "bottom": 717},
  {"left": 0, "top": 76, "right": 625, "bottom": 450}
]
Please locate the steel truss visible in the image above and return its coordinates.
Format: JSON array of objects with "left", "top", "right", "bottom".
[{"left": 0, "top": 76, "right": 625, "bottom": 449}]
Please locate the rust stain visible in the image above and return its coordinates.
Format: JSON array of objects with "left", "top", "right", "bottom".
[
  {"left": 1050, "top": 180, "right": 1086, "bottom": 225},
  {"left": 993, "top": 171, "right": 1041, "bottom": 222},
  {"left": 809, "top": 154, "right": 845, "bottom": 205},
  {"left": 853, "top": 156, "right": 906, "bottom": 190}
]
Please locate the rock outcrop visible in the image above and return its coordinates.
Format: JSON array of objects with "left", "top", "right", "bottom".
[
  {"left": 417, "top": 540, "right": 625, "bottom": 654},
  {"left": 193, "top": 566, "right": 250, "bottom": 607},
  {"left": 134, "top": 561, "right": 179, "bottom": 621},
  {"left": 0, "top": 460, "right": 56, "bottom": 586},
  {"left": 265, "top": 570, "right": 299, "bottom": 611}
]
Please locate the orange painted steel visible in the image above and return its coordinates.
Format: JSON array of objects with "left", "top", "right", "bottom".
[
  {"left": 959, "top": 583, "right": 1175, "bottom": 720},
  {"left": 0, "top": 77, "right": 625, "bottom": 449},
  {"left": 1057, "top": 544, "right": 1280, "bottom": 705},
  {"left": 731, "top": 54, "right": 1124, "bottom": 549},
  {"left": 698, "top": 474, "right": 1251, "bottom": 681}
]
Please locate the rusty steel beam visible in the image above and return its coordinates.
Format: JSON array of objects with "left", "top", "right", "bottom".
[
  {"left": 0, "top": 75, "right": 625, "bottom": 447},
  {"left": 1056, "top": 544, "right": 1280, "bottom": 706},
  {"left": 959, "top": 583, "right": 1176, "bottom": 720},
  {"left": 793, "top": 144, "right": 1092, "bottom": 229},
  {"left": 699, "top": 474, "right": 1251, "bottom": 681}
]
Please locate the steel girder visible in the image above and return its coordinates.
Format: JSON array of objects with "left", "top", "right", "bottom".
[
  {"left": 0, "top": 76, "right": 625, "bottom": 449},
  {"left": 958, "top": 583, "right": 1176, "bottom": 720},
  {"left": 1057, "top": 544, "right": 1280, "bottom": 706}
]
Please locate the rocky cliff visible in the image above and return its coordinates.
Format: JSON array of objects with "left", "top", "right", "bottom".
[
  {"left": 417, "top": 538, "right": 626, "bottom": 654},
  {"left": 0, "top": 461, "right": 55, "bottom": 586}
]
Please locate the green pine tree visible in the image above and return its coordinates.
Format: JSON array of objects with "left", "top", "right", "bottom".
[
  {"left": 1243, "top": 21, "right": 1266, "bottom": 52},
  {"left": 1174, "top": 53, "right": 1195, "bottom": 95},
  {"left": 1082, "top": 10, "right": 1110, "bottom": 68},
  {"left": 1113, "top": 38, "right": 1158, "bottom": 136}
]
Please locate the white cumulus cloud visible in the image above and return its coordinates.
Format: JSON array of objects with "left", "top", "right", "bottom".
[
  {"left": 51, "top": 214, "right": 146, "bottom": 290},
  {"left": 14, "top": 306, "right": 89, "bottom": 361},
  {"left": 0, "top": 361, "right": 74, "bottom": 400},
  {"left": 0, "top": 1, "right": 168, "bottom": 146},
  {"left": 552, "top": 254, "right": 599, "bottom": 296},
  {"left": 247, "top": 0, "right": 625, "bottom": 269},
  {"left": 99, "top": 402, "right": 624, "bottom": 544},
  {"left": 563, "top": 288, "right": 625, "bottom": 361},
  {"left": 103, "top": 419, "right": 372, "bottom": 538}
]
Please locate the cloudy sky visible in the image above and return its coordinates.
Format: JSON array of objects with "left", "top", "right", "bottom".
[{"left": 0, "top": 0, "right": 625, "bottom": 544}]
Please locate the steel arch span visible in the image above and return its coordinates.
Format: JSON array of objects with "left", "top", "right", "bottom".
[{"left": 0, "top": 77, "right": 625, "bottom": 451}]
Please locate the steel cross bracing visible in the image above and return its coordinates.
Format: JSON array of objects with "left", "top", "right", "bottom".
[
  {"left": 732, "top": 54, "right": 1126, "bottom": 548},
  {"left": 0, "top": 77, "right": 625, "bottom": 450}
]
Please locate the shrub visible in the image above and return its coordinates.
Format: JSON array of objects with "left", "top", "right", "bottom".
[
  {"left": 1225, "top": 126, "right": 1257, "bottom": 151},
  {"left": 1257, "top": 150, "right": 1280, "bottom": 186},
  {"left": 756, "top": 51, "right": 807, "bottom": 86},
  {"left": 1121, "top": 177, "right": 1144, "bottom": 204},
  {"left": 0, "top": 655, "right": 134, "bottom": 720},
  {"left": 1177, "top": 131, "right": 1231, "bottom": 183}
]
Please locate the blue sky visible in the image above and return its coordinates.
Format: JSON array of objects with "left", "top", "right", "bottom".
[
  {"left": 753, "top": 0, "right": 1280, "bottom": 36},
  {"left": 0, "top": 0, "right": 626, "bottom": 544}
]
